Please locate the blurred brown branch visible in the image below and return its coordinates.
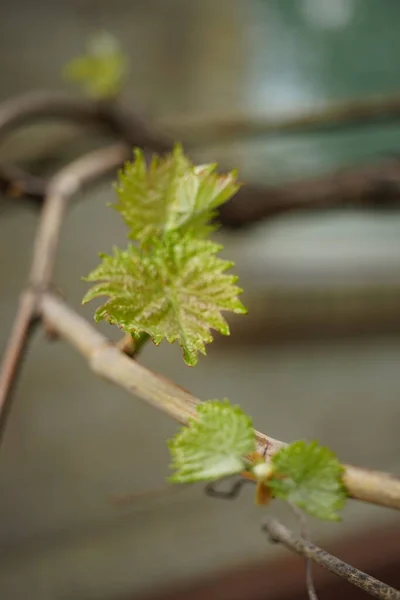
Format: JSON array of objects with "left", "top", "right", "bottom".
[
  {"left": 219, "top": 157, "right": 400, "bottom": 227},
  {"left": 0, "top": 143, "right": 128, "bottom": 439},
  {"left": 0, "top": 162, "right": 45, "bottom": 200},
  {"left": 39, "top": 292, "right": 400, "bottom": 512},
  {"left": 2, "top": 91, "right": 400, "bottom": 227},
  {"left": 0, "top": 90, "right": 171, "bottom": 151},
  {"left": 166, "top": 91, "right": 400, "bottom": 143}
]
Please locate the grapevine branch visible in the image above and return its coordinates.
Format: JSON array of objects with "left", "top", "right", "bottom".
[
  {"left": 165, "top": 91, "right": 400, "bottom": 143},
  {"left": 2, "top": 91, "right": 400, "bottom": 226},
  {"left": 0, "top": 162, "right": 44, "bottom": 200},
  {"left": 0, "top": 143, "right": 129, "bottom": 439},
  {"left": 262, "top": 517, "right": 400, "bottom": 600},
  {"left": 0, "top": 91, "right": 171, "bottom": 152}
]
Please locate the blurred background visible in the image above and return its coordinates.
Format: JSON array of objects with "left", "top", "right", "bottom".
[{"left": 0, "top": 0, "right": 400, "bottom": 598}]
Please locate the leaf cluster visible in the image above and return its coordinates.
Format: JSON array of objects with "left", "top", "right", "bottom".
[
  {"left": 83, "top": 145, "right": 246, "bottom": 365},
  {"left": 168, "top": 400, "right": 347, "bottom": 521}
]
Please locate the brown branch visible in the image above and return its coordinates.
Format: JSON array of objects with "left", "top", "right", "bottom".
[
  {"left": 262, "top": 517, "right": 400, "bottom": 600},
  {"left": 0, "top": 90, "right": 171, "bottom": 152},
  {"left": 2, "top": 91, "right": 400, "bottom": 229},
  {"left": 219, "top": 158, "right": 400, "bottom": 228},
  {"left": 0, "top": 162, "right": 45, "bottom": 201},
  {"left": 7, "top": 90, "right": 400, "bottom": 151},
  {"left": 38, "top": 292, "right": 400, "bottom": 511},
  {"left": 165, "top": 91, "right": 400, "bottom": 144},
  {"left": 288, "top": 502, "right": 318, "bottom": 600},
  {"left": 4, "top": 155, "right": 400, "bottom": 229},
  {"left": 30, "top": 142, "right": 128, "bottom": 284},
  {"left": 0, "top": 143, "right": 129, "bottom": 438},
  {"left": 0, "top": 91, "right": 171, "bottom": 203}
]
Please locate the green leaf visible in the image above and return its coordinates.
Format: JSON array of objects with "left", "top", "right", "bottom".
[
  {"left": 114, "top": 145, "right": 240, "bottom": 242},
  {"left": 64, "top": 31, "right": 128, "bottom": 98},
  {"left": 82, "top": 234, "right": 246, "bottom": 365},
  {"left": 168, "top": 399, "right": 256, "bottom": 483},
  {"left": 268, "top": 441, "right": 346, "bottom": 521}
]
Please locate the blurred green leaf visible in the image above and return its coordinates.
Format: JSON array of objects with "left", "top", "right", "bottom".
[{"left": 64, "top": 31, "right": 128, "bottom": 98}]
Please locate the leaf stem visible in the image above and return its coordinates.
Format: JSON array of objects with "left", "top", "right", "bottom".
[{"left": 116, "top": 332, "right": 150, "bottom": 357}]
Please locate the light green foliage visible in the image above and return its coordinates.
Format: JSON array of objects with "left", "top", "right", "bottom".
[
  {"left": 114, "top": 146, "right": 240, "bottom": 242},
  {"left": 167, "top": 402, "right": 347, "bottom": 520},
  {"left": 168, "top": 400, "right": 256, "bottom": 483},
  {"left": 83, "top": 146, "right": 246, "bottom": 365},
  {"left": 64, "top": 31, "right": 128, "bottom": 98},
  {"left": 82, "top": 235, "right": 246, "bottom": 365},
  {"left": 269, "top": 441, "right": 346, "bottom": 520}
]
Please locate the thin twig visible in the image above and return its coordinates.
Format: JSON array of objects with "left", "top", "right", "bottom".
[
  {"left": 205, "top": 477, "right": 255, "bottom": 501},
  {"left": 0, "top": 162, "right": 45, "bottom": 201},
  {"left": 30, "top": 142, "right": 128, "bottom": 285},
  {"left": 0, "top": 143, "right": 129, "bottom": 439},
  {"left": 39, "top": 292, "right": 400, "bottom": 512},
  {"left": 0, "top": 91, "right": 170, "bottom": 206},
  {"left": 5, "top": 155, "right": 400, "bottom": 228},
  {"left": 288, "top": 502, "right": 318, "bottom": 600},
  {"left": 262, "top": 517, "right": 400, "bottom": 600}
]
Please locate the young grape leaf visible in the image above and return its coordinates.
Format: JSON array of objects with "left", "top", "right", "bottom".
[
  {"left": 114, "top": 145, "right": 240, "bottom": 242},
  {"left": 82, "top": 234, "right": 246, "bottom": 365},
  {"left": 268, "top": 441, "right": 347, "bottom": 521},
  {"left": 168, "top": 399, "right": 256, "bottom": 483},
  {"left": 64, "top": 31, "right": 128, "bottom": 98}
]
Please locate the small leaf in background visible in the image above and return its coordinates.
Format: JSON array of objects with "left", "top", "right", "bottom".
[
  {"left": 268, "top": 440, "right": 347, "bottom": 520},
  {"left": 64, "top": 31, "right": 128, "bottom": 98},
  {"left": 168, "top": 399, "right": 256, "bottom": 483},
  {"left": 82, "top": 234, "right": 246, "bottom": 366},
  {"left": 114, "top": 145, "right": 240, "bottom": 242}
]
